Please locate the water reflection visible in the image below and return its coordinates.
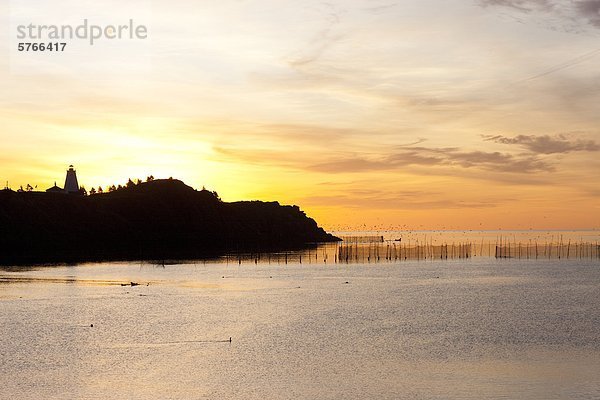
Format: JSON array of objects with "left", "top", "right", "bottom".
[{"left": 1, "top": 256, "right": 599, "bottom": 399}]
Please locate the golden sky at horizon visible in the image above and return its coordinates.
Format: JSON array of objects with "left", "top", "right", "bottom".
[{"left": 1, "top": 0, "right": 599, "bottom": 230}]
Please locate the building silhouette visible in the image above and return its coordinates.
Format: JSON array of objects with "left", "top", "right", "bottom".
[
  {"left": 46, "top": 182, "right": 63, "bottom": 193},
  {"left": 46, "top": 165, "right": 80, "bottom": 194},
  {"left": 64, "top": 165, "right": 79, "bottom": 194}
]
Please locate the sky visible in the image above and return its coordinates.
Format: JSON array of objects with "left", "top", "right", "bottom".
[{"left": 1, "top": 0, "right": 599, "bottom": 230}]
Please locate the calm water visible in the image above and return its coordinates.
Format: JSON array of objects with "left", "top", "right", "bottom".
[{"left": 1, "top": 257, "right": 599, "bottom": 399}]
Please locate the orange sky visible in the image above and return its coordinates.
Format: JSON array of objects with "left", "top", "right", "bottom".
[{"left": 1, "top": 0, "right": 599, "bottom": 230}]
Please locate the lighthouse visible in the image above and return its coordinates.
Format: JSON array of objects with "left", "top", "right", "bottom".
[{"left": 64, "top": 165, "right": 80, "bottom": 194}]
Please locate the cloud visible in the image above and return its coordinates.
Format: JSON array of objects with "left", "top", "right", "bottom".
[
  {"left": 299, "top": 192, "right": 501, "bottom": 210},
  {"left": 362, "top": 2, "right": 399, "bottom": 14},
  {"left": 307, "top": 146, "right": 552, "bottom": 173},
  {"left": 298, "top": 185, "right": 509, "bottom": 210},
  {"left": 478, "top": 0, "right": 600, "bottom": 31},
  {"left": 478, "top": 0, "right": 553, "bottom": 12},
  {"left": 286, "top": 3, "right": 345, "bottom": 67},
  {"left": 576, "top": 0, "right": 600, "bottom": 27},
  {"left": 214, "top": 129, "right": 557, "bottom": 176},
  {"left": 483, "top": 134, "right": 600, "bottom": 154}
]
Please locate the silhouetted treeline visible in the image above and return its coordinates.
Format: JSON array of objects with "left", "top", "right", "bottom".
[{"left": 0, "top": 179, "right": 338, "bottom": 265}]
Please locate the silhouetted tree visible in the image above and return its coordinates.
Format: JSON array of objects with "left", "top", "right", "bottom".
[
  {"left": 109, "top": 185, "right": 116, "bottom": 192},
  {"left": 25, "top": 184, "right": 33, "bottom": 192},
  {"left": 79, "top": 186, "right": 87, "bottom": 196},
  {"left": 117, "top": 184, "right": 123, "bottom": 190},
  {"left": 89, "top": 188, "right": 96, "bottom": 195},
  {"left": 97, "top": 186, "right": 103, "bottom": 193},
  {"left": 126, "top": 179, "right": 135, "bottom": 188},
  {"left": 146, "top": 175, "right": 154, "bottom": 182},
  {"left": 135, "top": 178, "right": 142, "bottom": 185}
]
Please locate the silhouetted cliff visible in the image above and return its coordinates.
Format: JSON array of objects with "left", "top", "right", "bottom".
[{"left": 0, "top": 179, "right": 339, "bottom": 264}]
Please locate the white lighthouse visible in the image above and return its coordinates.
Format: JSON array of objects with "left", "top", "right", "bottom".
[{"left": 64, "top": 165, "right": 80, "bottom": 194}]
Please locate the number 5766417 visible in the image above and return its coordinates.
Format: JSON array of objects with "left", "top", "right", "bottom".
[{"left": 17, "top": 42, "right": 66, "bottom": 51}]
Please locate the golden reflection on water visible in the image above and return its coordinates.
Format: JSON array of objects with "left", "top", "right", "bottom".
[
  {"left": 0, "top": 273, "right": 291, "bottom": 294},
  {"left": 0, "top": 276, "right": 131, "bottom": 286}
]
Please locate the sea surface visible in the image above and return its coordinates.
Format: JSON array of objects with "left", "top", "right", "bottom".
[{"left": 1, "top": 231, "right": 599, "bottom": 399}]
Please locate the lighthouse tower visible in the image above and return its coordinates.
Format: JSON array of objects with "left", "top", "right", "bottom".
[{"left": 64, "top": 165, "right": 80, "bottom": 194}]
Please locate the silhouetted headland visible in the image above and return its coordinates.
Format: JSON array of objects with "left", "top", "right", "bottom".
[{"left": 0, "top": 179, "right": 339, "bottom": 265}]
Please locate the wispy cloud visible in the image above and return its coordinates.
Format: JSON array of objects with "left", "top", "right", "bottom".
[
  {"left": 515, "top": 48, "right": 600, "bottom": 82},
  {"left": 215, "top": 138, "right": 553, "bottom": 175},
  {"left": 307, "top": 147, "right": 551, "bottom": 173},
  {"left": 285, "top": 3, "right": 345, "bottom": 67},
  {"left": 483, "top": 134, "right": 600, "bottom": 154},
  {"left": 362, "top": 2, "right": 399, "bottom": 14},
  {"left": 300, "top": 192, "right": 503, "bottom": 210},
  {"left": 478, "top": 0, "right": 553, "bottom": 12}
]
